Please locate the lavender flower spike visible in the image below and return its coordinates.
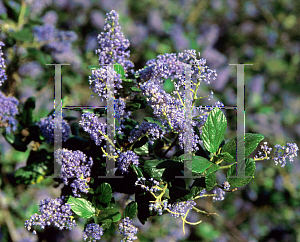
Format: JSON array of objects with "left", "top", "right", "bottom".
[
  {"left": 0, "top": 91, "right": 19, "bottom": 134},
  {"left": 0, "top": 41, "right": 7, "bottom": 86}
]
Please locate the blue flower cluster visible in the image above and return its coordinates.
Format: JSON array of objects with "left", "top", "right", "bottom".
[
  {"left": 0, "top": 41, "right": 7, "bottom": 87},
  {"left": 134, "top": 177, "right": 160, "bottom": 192},
  {"left": 79, "top": 112, "right": 107, "bottom": 146},
  {"left": 55, "top": 149, "right": 93, "bottom": 197},
  {"left": 149, "top": 200, "right": 168, "bottom": 216},
  {"left": 83, "top": 223, "right": 104, "bottom": 242},
  {"left": 273, "top": 142, "right": 299, "bottom": 167},
  {"left": 222, "top": 181, "right": 230, "bottom": 191},
  {"left": 136, "top": 49, "right": 217, "bottom": 86},
  {"left": 116, "top": 150, "right": 139, "bottom": 174},
  {"left": 168, "top": 200, "right": 196, "bottom": 218},
  {"left": 139, "top": 80, "right": 200, "bottom": 152},
  {"left": 95, "top": 10, "right": 134, "bottom": 74},
  {"left": 212, "top": 188, "right": 226, "bottom": 202},
  {"left": 0, "top": 91, "right": 19, "bottom": 134},
  {"left": 24, "top": 196, "right": 76, "bottom": 234},
  {"left": 33, "top": 24, "right": 77, "bottom": 54},
  {"left": 128, "top": 122, "right": 166, "bottom": 145},
  {"left": 18, "top": 61, "right": 43, "bottom": 79},
  {"left": 114, "top": 98, "right": 132, "bottom": 134},
  {"left": 118, "top": 217, "right": 139, "bottom": 242},
  {"left": 89, "top": 10, "right": 134, "bottom": 102},
  {"left": 36, "top": 113, "right": 71, "bottom": 143}
]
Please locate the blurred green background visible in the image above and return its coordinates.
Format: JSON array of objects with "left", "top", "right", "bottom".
[{"left": 0, "top": 0, "right": 299, "bottom": 241}]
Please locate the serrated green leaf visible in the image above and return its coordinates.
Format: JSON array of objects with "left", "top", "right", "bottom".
[
  {"left": 205, "top": 163, "right": 219, "bottom": 175},
  {"left": 114, "top": 63, "right": 125, "bottom": 79},
  {"left": 124, "top": 201, "right": 138, "bottom": 219},
  {"left": 67, "top": 197, "right": 95, "bottom": 219},
  {"left": 179, "top": 154, "right": 212, "bottom": 173},
  {"left": 216, "top": 152, "right": 235, "bottom": 163},
  {"left": 10, "top": 28, "right": 33, "bottom": 42},
  {"left": 221, "top": 133, "right": 265, "bottom": 159},
  {"left": 87, "top": 65, "right": 99, "bottom": 70},
  {"left": 143, "top": 117, "right": 166, "bottom": 131},
  {"left": 226, "top": 158, "right": 256, "bottom": 187},
  {"left": 130, "top": 86, "right": 141, "bottom": 92},
  {"left": 100, "top": 219, "right": 112, "bottom": 230},
  {"left": 3, "top": 132, "right": 27, "bottom": 152},
  {"left": 98, "top": 208, "right": 121, "bottom": 223},
  {"left": 143, "top": 159, "right": 183, "bottom": 182},
  {"left": 205, "top": 173, "right": 216, "bottom": 191},
  {"left": 131, "top": 164, "right": 143, "bottom": 178},
  {"left": 133, "top": 142, "right": 149, "bottom": 156},
  {"left": 96, "top": 183, "right": 112, "bottom": 204},
  {"left": 202, "top": 108, "right": 227, "bottom": 153}
]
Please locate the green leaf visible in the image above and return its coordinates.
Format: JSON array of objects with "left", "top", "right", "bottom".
[
  {"left": 113, "top": 63, "right": 125, "bottom": 79},
  {"left": 131, "top": 164, "right": 143, "bottom": 178},
  {"left": 9, "top": 28, "right": 33, "bottom": 42},
  {"left": 97, "top": 183, "right": 112, "bottom": 204},
  {"left": 169, "top": 186, "right": 192, "bottom": 202},
  {"left": 100, "top": 219, "right": 112, "bottom": 230},
  {"left": 67, "top": 197, "right": 96, "bottom": 219},
  {"left": 226, "top": 158, "right": 256, "bottom": 187},
  {"left": 179, "top": 155, "right": 212, "bottom": 173},
  {"left": 98, "top": 208, "right": 121, "bottom": 223},
  {"left": 205, "top": 163, "right": 219, "bottom": 175},
  {"left": 130, "top": 86, "right": 141, "bottom": 92},
  {"left": 3, "top": 132, "right": 27, "bottom": 152},
  {"left": 216, "top": 152, "right": 235, "bottom": 163},
  {"left": 124, "top": 201, "right": 138, "bottom": 219},
  {"left": 205, "top": 173, "right": 216, "bottom": 191},
  {"left": 125, "top": 101, "right": 141, "bottom": 112},
  {"left": 22, "top": 97, "right": 36, "bottom": 126},
  {"left": 87, "top": 65, "right": 99, "bottom": 70},
  {"left": 143, "top": 117, "right": 166, "bottom": 131},
  {"left": 202, "top": 108, "right": 227, "bottom": 153},
  {"left": 143, "top": 159, "right": 183, "bottom": 182},
  {"left": 133, "top": 142, "right": 149, "bottom": 156},
  {"left": 221, "top": 133, "right": 264, "bottom": 159}
]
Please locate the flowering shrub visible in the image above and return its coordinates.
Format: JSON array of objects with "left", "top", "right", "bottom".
[{"left": 0, "top": 7, "right": 299, "bottom": 242}]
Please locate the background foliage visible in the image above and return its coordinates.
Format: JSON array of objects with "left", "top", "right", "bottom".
[{"left": 0, "top": 0, "right": 299, "bottom": 241}]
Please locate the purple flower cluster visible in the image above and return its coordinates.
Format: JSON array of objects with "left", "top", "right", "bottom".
[
  {"left": 55, "top": 148, "right": 93, "bottom": 197},
  {"left": 254, "top": 142, "right": 272, "bottom": 160},
  {"left": 33, "top": 24, "right": 78, "bottom": 54},
  {"left": 136, "top": 49, "right": 217, "bottom": 86},
  {"left": 199, "top": 188, "right": 207, "bottom": 197},
  {"left": 118, "top": 217, "right": 139, "bottom": 242},
  {"left": 222, "top": 181, "right": 230, "bottom": 191},
  {"left": 212, "top": 188, "right": 226, "bottom": 202},
  {"left": 89, "top": 10, "right": 134, "bottom": 101},
  {"left": 149, "top": 199, "right": 168, "bottom": 216},
  {"left": 116, "top": 150, "right": 139, "bottom": 174},
  {"left": 83, "top": 223, "right": 104, "bottom": 242},
  {"left": 18, "top": 61, "right": 43, "bottom": 79},
  {"left": 95, "top": 10, "right": 134, "bottom": 73},
  {"left": 79, "top": 112, "right": 107, "bottom": 146},
  {"left": 114, "top": 98, "right": 132, "bottom": 134},
  {"left": 41, "top": 11, "right": 59, "bottom": 25},
  {"left": 134, "top": 177, "right": 160, "bottom": 192},
  {"left": 25, "top": 0, "right": 52, "bottom": 17},
  {"left": 273, "top": 143, "right": 299, "bottom": 167},
  {"left": 0, "top": 91, "right": 19, "bottom": 134},
  {"left": 89, "top": 66, "right": 122, "bottom": 102},
  {"left": 24, "top": 196, "right": 76, "bottom": 234},
  {"left": 128, "top": 122, "right": 166, "bottom": 145},
  {"left": 0, "top": 41, "right": 7, "bottom": 87},
  {"left": 168, "top": 200, "right": 196, "bottom": 218},
  {"left": 36, "top": 113, "right": 71, "bottom": 143},
  {"left": 139, "top": 80, "right": 201, "bottom": 152}
]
